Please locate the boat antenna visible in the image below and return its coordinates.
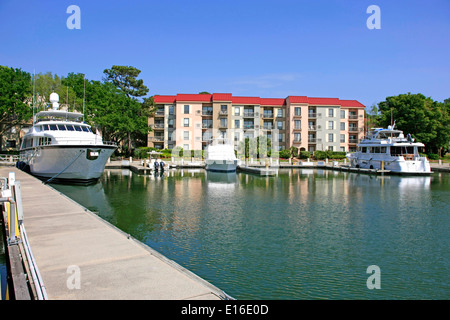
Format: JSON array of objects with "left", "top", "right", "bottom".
[
  {"left": 67, "top": 85, "right": 69, "bottom": 111},
  {"left": 83, "top": 74, "right": 85, "bottom": 122},
  {"left": 32, "top": 69, "right": 35, "bottom": 122}
]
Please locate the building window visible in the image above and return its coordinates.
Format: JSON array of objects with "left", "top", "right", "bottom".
[
  {"left": 340, "top": 122, "right": 345, "bottom": 130},
  {"left": 277, "top": 109, "right": 283, "bottom": 117},
  {"left": 328, "top": 146, "right": 334, "bottom": 151},
  {"left": 328, "top": 121, "right": 334, "bottom": 130},
  {"left": 183, "top": 131, "right": 189, "bottom": 140},
  {"left": 184, "top": 105, "right": 190, "bottom": 114},
  {"left": 329, "top": 109, "right": 334, "bottom": 117},
  {"left": 278, "top": 133, "right": 283, "bottom": 142},
  {"left": 183, "top": 118, "right": 190, "bottom": 127},
  {"left": 235, "top": 107, "right": 240, "bottom": 116},
  {"left": 294, "top": 120, "right": 301, "bottom": 129},
  {"left": 340, "top": 110, "right": 345, "bottom": 119},
  {"left": 183, "top": 144, "right": 190, "bottom": 150},
  {"left": 294, "top": 107, "right": 301, "bottom": 116},
  {"left": 340, "top": 134, "right": 345, "bottom": 143},
  {"left": 220, "top": 118, "right": 228, "bottom": 128},
  {"left": 235, "top": 119, "right": 240, "bottom": 129},
  {"left": 234, "top": 132, "right": 240, "bottom": 142},
  {"left": 277, "top": 121, "right": 283, "bottom": 130},
  {"left": 294, "top": 133, "right": 301, "bottom": 142},
  {"left": 328, "top": 133, "right": 334, "bottom": 142}
]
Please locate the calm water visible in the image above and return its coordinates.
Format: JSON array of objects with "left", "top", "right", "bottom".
[{"left": 2, "top": 169, "right": 449, "bottom": 299}]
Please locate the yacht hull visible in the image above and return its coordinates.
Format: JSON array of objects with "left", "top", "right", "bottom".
[
  {"left": 19, "top": 145, "right": 116, "bottom": 183},
  {"left": 205, "top": 159, "right": 239, "bottom": 172},
  {"left": 348, "top": 154, "right": 431, "bottom": 174}
]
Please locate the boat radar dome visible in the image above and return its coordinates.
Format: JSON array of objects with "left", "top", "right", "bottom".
[{"left": 49, "top": 92, "right": 60, "bottom": 110}]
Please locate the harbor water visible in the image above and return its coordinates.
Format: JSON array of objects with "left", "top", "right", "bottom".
[{"left": 2, "top": 168, "right": 449, "bottom": 299}]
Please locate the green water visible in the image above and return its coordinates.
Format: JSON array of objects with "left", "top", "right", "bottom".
[
  {"left": 50, "top": 169, "right": 450, "bottom": 300},
  {"left": 3, "top": 169, "right": 448, "bottom": 299}
]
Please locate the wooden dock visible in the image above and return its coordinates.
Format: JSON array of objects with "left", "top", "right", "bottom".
[{"left": 0, "top": 167, "right": 229, "bottom": 300}]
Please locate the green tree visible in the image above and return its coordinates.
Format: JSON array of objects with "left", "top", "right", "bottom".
[
  {"left": 103, "top": 66, "right": 150, "bottom": 155},
  {"left": 377, "top": 93, "right": 449, "bottom": 155},
  {"left": 0, "top": 66, "right": 33, "bottom": 150}
]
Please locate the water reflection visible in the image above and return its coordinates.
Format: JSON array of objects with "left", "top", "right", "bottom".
[{"left": 51, "top": 169, "right": 448, "bottom": 300}]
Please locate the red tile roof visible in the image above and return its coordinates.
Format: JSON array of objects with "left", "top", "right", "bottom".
[
  {"left": 339, "top": 100, "right": 365, "bottom": 108},
  {"left": 212, "top": 93, "right": 232, "bottom": 101},
  {"left": 153, "top": 95, "right": 176, "bottom": 104},
  {"left": 153, "top": 93, "right": 365, "bottom": 108},
  {"left": 307, "top": 97, "right": 341, "bottom": 106},
  {"left": 260, "top": 98, "right": 285, "bottom": 106},
  {"left": 176, "top": 93, "right": 212, "bottom": 102}
]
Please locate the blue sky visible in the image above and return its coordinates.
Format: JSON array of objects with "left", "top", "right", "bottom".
[{"left": 1, "top": 0, "right": 449, "bottom": 108}]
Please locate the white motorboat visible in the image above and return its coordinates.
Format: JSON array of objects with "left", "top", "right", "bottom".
[
  {"left": 205, "top": 138, "right": 240, "bottom": 172},
  {"left": 346, "top": 124, "right": 431, "bottom": 174},
  {"left": 17, "top": 93, "right": 117, "bottom": 183}
]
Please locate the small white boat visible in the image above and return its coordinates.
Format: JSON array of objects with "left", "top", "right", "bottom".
[
  {"left": 346, "top": 124, "right": 431, "bottom": 175},
  {"left": 205, "top": 138, "right": 240, "bottom": 172},
  {"left": 18, "top": 93, "right": 117, "bottom": 183}
]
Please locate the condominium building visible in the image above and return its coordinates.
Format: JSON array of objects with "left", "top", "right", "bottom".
[{"left": 149, "top": 93, "right": 365, "bottom": 153}]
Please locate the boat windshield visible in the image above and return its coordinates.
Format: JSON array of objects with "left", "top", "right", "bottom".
[{"left": 40, "top": 124, "right": 92, "bottom": 132}]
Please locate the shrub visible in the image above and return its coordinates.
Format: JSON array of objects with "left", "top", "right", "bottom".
[
  {"left": 279, "top": 149, "right": 291, "bottom": 159},
  {"left": 427, "top": 153, "right": 439, "bottom": 160},
  {"left": 299, "top": 151, "right": 311, "bottom": 159}
]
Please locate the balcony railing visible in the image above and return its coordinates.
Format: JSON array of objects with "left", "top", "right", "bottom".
[
  {"left": 244, "top": 124, "right": 254, "bottom": 129},
  {"left": 263, "top": 113, "right": 274, "bottom": 118},
  {"left": 202, "top": 110, "right": 213, "bottom": 116},
  {"left": 219, "top": 110, "right": 228, "bottom": 116},
  {"left": 153, "top": 123, "right": 164, "bottom": 129},
  {"left": 263, "top": 125, "right": 273, "bottom": 130},
  {"left": 308, "top": 138, "right": 316, "bottom": 143},
  {"left": 348, "top": 115, "right": 358, "bottom": 119},
  {"left": 202, "top": 123, "right": 213, "bottom": 129},
  {"left": 155, "top": 110, "right": 165, "bottom": 116},
  {"left": 308, "top": 113, "right": 317, "bottom": 118},
  {"left": 349, "top": 139, "right": 358, "bottom": 144},
  {"left": 348, "top": 127, "right": 359, "bottom": 132},
  {"left": 308, "top": 125, "right": 316, "bottom": 130},
  {"left": 243, "top": 112, "right": 254, "bottom": 117},
  {"left": 149, "top": 136, "right": 164, "bottom": 142}
]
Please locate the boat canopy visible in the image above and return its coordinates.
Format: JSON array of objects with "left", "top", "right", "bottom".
[{"left": 34, "top": 110, "right": 84, "bottom": 123}]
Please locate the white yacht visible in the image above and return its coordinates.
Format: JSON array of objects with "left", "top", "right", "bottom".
[
  {"left": 346, "top": 125, "right": 431, "bottom": 174},
  {"left": 205, "top": 138, "right": 240, "bottom": 172},
  {"left": 18, "top": 93, "right": 117, "bottom": 183}
]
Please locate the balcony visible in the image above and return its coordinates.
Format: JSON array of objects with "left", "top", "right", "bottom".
[
  {"left": 219, "top": 123, "right": 228, "bottom": 129},
  {"left": 263, "top": 125, "right": 273, "bottom": 130},
  {"left": 153, "top": 123, "right": 164, "bottom": 129},
  {"left": 154, "top": 110, "right": 165, "bottom": 117},
  {"left": 202, "top": 110, "right": 213, "bottom": 116},
  {"left": 149, "top": 136, "right": 164, "bottom": 142},
  {"left": 263, "top": 113, "right": 274, "bottom": 119},
  {"left": 244, "top": 124, "right": 254, "bottom": 129},
  {"left": 202, "top": 123, "right": 213, "bottom": 129},
  {"left": 308, "top": 112, "right": 317, "bottom": 118},
  {"left": 243, "top": 111, "right": 255, "bottom": 117},
  {"left": 308, "top": 138, "right": 316, "bottom": 143},
  {"left": 349, "top": 139, "right": 358, "bottom": 144},
  {"left": 308, "top": 125, "right": 316, "bottom": 131},
  {"left": 293, "top": 139, "right": 302, "bottom": 144},
  {"left": 348, "top": 114, "right": 358, "bottom": 120},
  {"left": 348, "top": 127, "right": 360, "bottom": 132},
  {"left": 219, "top": 110, "right": 228, "bottom": 116},
  {"left": 293, "top": 127, "right": 302, "bottom": 131}
]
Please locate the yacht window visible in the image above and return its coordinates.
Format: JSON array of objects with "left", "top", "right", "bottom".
[
  {"left": 66, "top": 125, "right": 75, "bottom": 131},
  {"left": 49, "top": 124, "right": 58, "bottom": 131},
  {"left": 380, "top": 147, "right": 387, "bottom": 153},
  {"left": 74, "top": 125, "right": 82, "bottom": 132},
  {"left": 43, "top": 124, "right": 49, "bottom": 131},
  {"left": 361, "top": 147, "right": 367, "bottom": 153},
  {"left": 81, "top": 126, "right": 89, "bottom": 132},
  {"left": 35, "top": 126, "right": 42, "bottom": 132},
  {"left": 57, "top": 124, "right": 66, "bottom": 131}
]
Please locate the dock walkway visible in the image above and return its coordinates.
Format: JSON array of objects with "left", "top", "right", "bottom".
[{"left": 0, "top": 167, "right": 228, "bottom": 300}]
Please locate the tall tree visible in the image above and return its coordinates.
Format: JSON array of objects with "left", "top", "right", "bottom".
[
  {"left": 103, "top": 66, "right": 150, "bottom": 154},
  {"left": 377, "top": 93, "right": 449, "bottom": 155},
  {"left": 0, "top": 66, "right": 32, "bottom": 151}
]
